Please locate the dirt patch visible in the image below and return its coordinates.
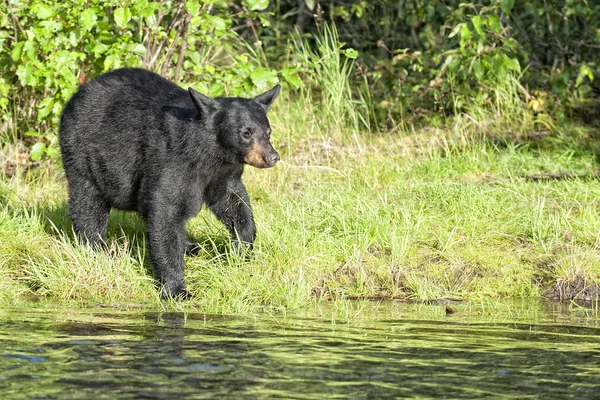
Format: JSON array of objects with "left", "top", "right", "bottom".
[
  {"left": 0, "top": 144, "right": 40, "bottom": 177},
  {"left": 521, "top": 171, "right": 600, "bottom": 182},
  {"left": 531, "top": 257, "right": 557, "bottom": 287},
  {"left": 312, "top": 262, "right": 408, "bottom": 300},
  {"left": 546, "top": 277, "right": 600, "bottom": 301}
]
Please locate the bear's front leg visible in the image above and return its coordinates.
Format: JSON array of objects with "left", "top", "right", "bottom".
[
  {"left": 207, "top": 179, "right": 256, "bottom": 251},
  {"left": 146, "top": 203, "right": 189, "bottom": 299}
]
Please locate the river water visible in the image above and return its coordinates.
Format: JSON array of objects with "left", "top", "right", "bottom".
[{"left": 0, "top": 301, "right": 599, "bottom": 399}]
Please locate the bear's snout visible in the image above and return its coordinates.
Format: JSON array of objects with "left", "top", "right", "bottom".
[
  {"left": 265, "top": 151, "right": 280, "bottom": 167},
  {"left": 244, "top": 140, "right": 280, "bottom": 168}
]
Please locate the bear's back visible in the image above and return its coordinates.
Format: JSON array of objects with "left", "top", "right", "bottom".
[
  {"left": 83, "top": 68, "right": 183, "bottom": 104},
  {"left": 59, "top": 68, "right": 192, "bottom": 212}
]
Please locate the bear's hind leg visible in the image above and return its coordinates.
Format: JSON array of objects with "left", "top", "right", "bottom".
[{"left": 67, "top": 177, "right": 109, "bottom": 247}]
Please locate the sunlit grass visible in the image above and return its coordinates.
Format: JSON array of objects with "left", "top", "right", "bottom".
[
  {"left": 2, "top": 51, "right": 600, "bottom": 314},
  {"left": 2, "top": 91, "right": 600, "bottom": 314}
]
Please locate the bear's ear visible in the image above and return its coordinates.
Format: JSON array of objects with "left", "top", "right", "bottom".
[
  {"left": 254, "top": 84, "right": 281, "bottom": 112},
  {"left": 189, "top": 88, "right": 218, "bottom": 116}
]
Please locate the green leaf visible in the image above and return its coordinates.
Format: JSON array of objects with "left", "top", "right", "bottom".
[
  {"left": 575, "top": 64, "right": 595, "bottom": 87},
  {"left": 250, "top": 68, "right": 279, "bottom": 89},
  {"left": 52, "top": 100, "right": 64, "bottom": 118},
  {"left": 40, "top": 20, "right": 62, "bottom": 33},
  {"left": 46, "top": 146, "right": 60, "bottom": 159},
  {"left": 114, "top": 7, "right": 132, "bottom": 29},
  {"left": 258, "top": 13, "right": 271, "bottom": 27},
  {"left": 459, "top": 24, "right": 472, "bottom": 48},
  {"left": 185, "top": 0, "right": 200, "bottom": 15},
  {"left": 48, "top": 134, "right": 58, "bottom": 147},
  {"left": 500, "top": 0, "right": 515, "bottom": 15},
  {"left": 24, "top": 40, "right": 37, "bottom": 60},
  {"left": 580, "top": 65, "right": 594, "bottom": 80},
  {"left": 244, "top": 0, "right": 270, "bottom": 11},
  {"left": 282, "top": 68, "right": 302, "bottom": 89},
  {"left": 93, "top": 43, "right": 109, "bottom": 57},
  {"left": 30, "top": 142, "right": 46, "bottom": 161},
  {"left": 11, "top": 42, "right": 24, "bottom": 62},
  {"left": 128, "top": 43, "right": 147, "bottom": 55},
  {"left": 492, "top": 54, "right": 508, "bottom": 79},
  {"left": 104, "top": 54, "right": 119, "bottom": 71},
  {"left": 305, "top": 0, "right": 315, "bottom": 11},
  {"left": 136, "top": 0, "right": 159, "bottom": 19},
  {"left": 134, "top": 0, "right": 156, "bottom": 18},
  {"left": 208, "top": 82, "right": 225, "bottom": 97},
  {"left": 343, "top": 48, "right": 359, "bottom": 59},
  {"left": 472, "top": 16, "right": 484, "bottom": 36},
  {"left": 441, "top": 55, "right": 454, "bottom": 72},
  {"left": 448, "top": 23, "right": 463, "bottom": 39},
  {"left": 32, "top": 3, "right": 53, "bottom": 19},
  {"left": 81, "top": 9, "right": 97, "bottom": 31},
  {"left": 497, "top": 65, "right": 508, "bottom": 80},
  {"left": 486, "top": 15, "right": 501, "bottom": 33},
  {"left": 473, "top": 58, "right": 484, "bottom": 80},
  {"left": 38, "top": 97, "right": 54, "bottom": 119},
  {"left": 284, "top": 74, "right": 302, "bottom": 89},
  {"left": 188, "top": 51, "right": 201, "bottom": 64},
  {"left": 0, "top": 79, "right": 9, "bottom": 98},
  {"left": 449, "top": 58, "right": 461, "bottom": 73},
  {"left": 504, "top": 56, "right": 520, "bottom": 72},
  {"left": 139, "top": 7, "right": 155, "bottom": 19},
  {"left": 206, "top": 15, "right": 227, "bottom": 31},
  {"left": 24, "top": 131, "right": 43, "bottom": 137},
  {"left": 16, "top": 63, "right": 37, "bottom": 86}
]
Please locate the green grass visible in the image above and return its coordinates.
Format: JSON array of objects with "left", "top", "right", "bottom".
[{"left": 1, "top": 92, "right": 600, "bottom": 313}]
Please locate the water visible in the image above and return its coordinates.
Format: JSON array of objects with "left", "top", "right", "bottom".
[{"left": 1, "top": 302, "right": 599, "bottom": 399}]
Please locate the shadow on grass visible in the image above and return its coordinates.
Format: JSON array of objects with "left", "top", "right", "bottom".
[
  {"left": 433, "top": 104, "right": 600, "bottom": 181},
  {"left": 567, "top": 98, "right": 600, "bottom": 164},
  {"left": 27, "top": 202, "right": 233, "bottom": 274},
  {"left": 520, "top": 171, "right": 600, "bottom": 181}
]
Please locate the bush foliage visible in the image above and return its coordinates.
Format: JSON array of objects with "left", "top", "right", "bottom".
[
  {"left": 0, "top": 0, "right": 299, "bottom": 158},
  {"left": 1, "top": 0, "right": 599, "bottom": 157}
]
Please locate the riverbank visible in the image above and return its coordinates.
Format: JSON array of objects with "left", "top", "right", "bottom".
[{"left": 1, "top": 101, "right": 600, "bottom": 313}]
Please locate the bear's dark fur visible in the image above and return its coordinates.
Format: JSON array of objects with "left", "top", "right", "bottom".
[{"left": 59, "top": 68, "right": 280, "bottom": 298}]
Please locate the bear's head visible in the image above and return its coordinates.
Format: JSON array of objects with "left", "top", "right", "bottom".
[{"left": 189, "top": 85, "right": 281, "bottom": 168}]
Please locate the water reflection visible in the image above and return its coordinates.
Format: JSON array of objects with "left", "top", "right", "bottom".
[{"left": 0, "top": 302, "right": 599, "bottom": 399}]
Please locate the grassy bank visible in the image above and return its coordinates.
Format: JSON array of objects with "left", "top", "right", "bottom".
[{"left": 1, "top": 93, "right": 600, "bottom": 313}]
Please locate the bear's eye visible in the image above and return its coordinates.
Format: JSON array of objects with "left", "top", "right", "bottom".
[{"left": 241, "top": 128, "right": 253, "bottom": 139}]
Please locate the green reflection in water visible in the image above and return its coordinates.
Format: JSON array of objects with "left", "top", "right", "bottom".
[{"left": 0, "top": 301, "right": 599, "bottom": 399}]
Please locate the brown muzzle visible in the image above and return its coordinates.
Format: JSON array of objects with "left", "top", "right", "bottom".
[{"left": 244, "top": 141, "right": 280, "bottom": 168}]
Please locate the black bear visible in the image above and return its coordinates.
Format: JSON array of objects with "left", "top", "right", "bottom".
[{"left": 59, "top": 68, "right": 280, "bottom": 298}]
